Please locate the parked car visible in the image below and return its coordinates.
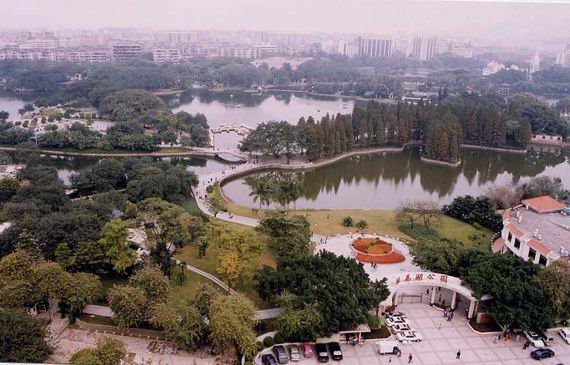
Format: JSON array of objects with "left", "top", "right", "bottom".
[
  {"left": 376, "top": 340, "right": 401, "bottom": 355},
  {"left": 390, "top": 323, "right": 411, "bottom": 333},
  {"left": 530, "top": 348, "right": 555, "bottom": 360},
  {"left": 288, "top": 345, "right": 301, "bottom": 362},
  {"left": 385, "top": 316, "right": 411, "bottom": 327},
  {"left": 524, "top": 331, "right": 546, "bottom": 348},
  {"left": 301, "top": 343, "right": 314, "bottom": 358},
  {"left": 327, "top": 342, "right": 343, "bottom": 361},
  {"left": 262, "top": 354, "right": 278, "bottom": 365},
  {"left": 395, "top": 330, "right": 423, "bottom": 342},
  {"left": 315, "top": 343, "right": 329, "bottom": 363},
  {"left": 384, "top": 311, "right": 407, "bottom": 319},
  {"left": 272, "top": 345, "right": 289, "bottom": 364},
  {"left": 539, "top": 331, "right": 555, "bottom": 346},
  {"left": 559, "top": 328, "right": 570, "bottom": 345}
]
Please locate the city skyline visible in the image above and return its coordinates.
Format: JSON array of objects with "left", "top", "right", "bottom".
[{"left": 1, "top": 0, "right": 569, "bottom": 48}]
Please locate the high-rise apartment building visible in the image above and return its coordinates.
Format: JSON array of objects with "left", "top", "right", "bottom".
[
  {"left": 112, "top": 42, "right": 142, "bottom": 62},
  {"left": 556, "top": 45, "right": 570, "bottom": 68},
  {"left": 153, "top": 48, "right": 182, "bottom": 63},
  {"left": 411, "top": 37, "right": 437, "bottom": 61},
  {"left": 357, "top": 36, "right": 393, "bottom": 58}
]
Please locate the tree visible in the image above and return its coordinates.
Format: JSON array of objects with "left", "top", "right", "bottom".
[
  {"left": 209, "top": 226, "right": 262, "bottom": 288},
  {"left": 396, "top": 200, "right": 441, "bottom": 229},
  {"left": 539, "top": 261, "right": 570, "bottom": 320},
  {"left": 276, "top": 292, "right": 323, "bottom": 342},
  {"left": 98, "top": 219, "right": 135, "bottom": 273},
  {"left": 209, "top": 293, "right": 258, "bottom": 359},
  {"left": 255, "top": 251, "right": 390, "bottom": 336},
  {"left": 464, "top": 254, "right": 553, "bottom": 331},
  {"left": 442, "top": 195, "right": 503, "bottom": 232},
  {"left": 69, "top": 337, "right": 126, "bottom": 365},
  {"left": 247, "top": 176, "right": 273, "bottom": 210},
  {"left": 0, "top": 177, "right": 19, "bottom": 203},
  {"left": 258, "top": 211, "right": 312, "bottom": 260},
  {"left": 0, "top": 308, "right": 52, "bottom": 363},
  {"left": 107, "top": 285, "right": 148, "bottom": 328},
  {"left": 128, "top": 265, "right": 170, "bottom": 306},
  {"left": 151, "top": 302, "right": 207, "bottom": 350},
  {"left": 517, "top": 176, "right": 567, "bottom": 200},
  {"left": 485, "top": 183, "right": 521, "bottom": 209},
  {"left": 99, "top": 89, "right": 166, "bottom": 121},
  {"left": 409, "top": 239, "right": 466, "bottom": 276}
]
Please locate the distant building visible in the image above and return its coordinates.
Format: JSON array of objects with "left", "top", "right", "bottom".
[
  {"left": 482, "top": 61, "right": 506, "bottom": 76},
  {"left": 153, "top": 48, "right": 182, "bottom": 63},
  {"left": 555, "top": 45, "right": 570, "bottom": 68},
  {"left": 494, "top": 196, "right": 570, "bottom": 267},
  {"left": 357, "top": 36, "right": 393, "bottom": 58},
  {"left": 410, "top": 37, "right": 437, "bottom": 61},
  {"left": 66, "top": 49, "right": 110, "bottom": 63},
  {"left": 112, "top": 42, "right": 142, "bottom": 62},
  {"left": 450, "top": 42, "right": 473, "bottom": 58},
  {"left": 529, "top": 51, "right": 541, "bottom": 74},
  {"left": 19, "top": 38, "right": 58, "bottom": 50},
  {"left": 531, "top": 133, "right": 564, "bottom": 146},
  {"left": 338, "top": 40, "right": 359, "bottom": 57}
]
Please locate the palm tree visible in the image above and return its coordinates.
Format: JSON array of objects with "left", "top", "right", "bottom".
[
  {"left": 276, "top": 175, "right": 304, "bottom": 210},
  {"left": 248, "top": 176, "right": 273, "bottom": 211}
]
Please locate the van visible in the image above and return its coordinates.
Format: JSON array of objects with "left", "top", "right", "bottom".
[{"left": 376, "top": 340, "right": 401, "bottom": 355}]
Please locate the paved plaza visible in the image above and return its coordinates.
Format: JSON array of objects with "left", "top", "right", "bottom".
[{"left": 260, "top": 303, "right": 570, "bottom": 365}]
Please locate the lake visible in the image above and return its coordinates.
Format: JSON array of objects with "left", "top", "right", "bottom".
[
  {"left": 222, "top": 146, "right": 570, "bottom": 210},
  {"left": 0, "top": 96, "right": 26, "bottom": 120}
]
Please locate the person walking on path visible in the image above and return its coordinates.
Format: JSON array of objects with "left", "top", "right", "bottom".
[
  {"left": 408, "top": 353, "right": 413, "bottom": 363},
  {"left": 456, "top": 350, "right": 461, "bottom": 359}
]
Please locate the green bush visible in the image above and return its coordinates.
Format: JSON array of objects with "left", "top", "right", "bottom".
[
  {"left": 273, "top": 333, "right": 285, "bottom": 344},
  {"left": 342, "top": 216, "right": 353, "bottom": 227},
  {"left": 256, "top": 341, "right": 264, "bottom": 352},
  {"left": 356, "top": 219, "right": 368, "bottom": 229},
  {"left": 472, "top": 222, "right": 482, "bottom": 230},
  {"left": 366, "top": 314, "right": 380, "bottom": 329},
  {"left": 206, "top": 185, "right": 214, "bottom": 194},
  {"left": 263, "top": 336, "right": 274, "bottom": 348}
]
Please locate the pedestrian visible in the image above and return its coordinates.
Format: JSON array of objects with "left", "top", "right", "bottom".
[
  {"left": 456, "top": 350, "right": 461, "bottom": 359},
  {"left": 408, "top": 353, "right": 413, "bottom": 363},
  {"left": 438, "top": 322, "right": 442, "bottom": 330},
  {"left": 398, "top": 351, "right": 402, "bottom": 358},
  {"left": 443, "top": 309, "right": 447, "bottom": 318},
  {"left": 388, "top": 357, "right": 392, "bottom": 363}
]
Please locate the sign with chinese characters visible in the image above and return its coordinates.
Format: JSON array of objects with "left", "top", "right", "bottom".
[{"left": 394, "top": 272, "right": 448, "bottom": 285}]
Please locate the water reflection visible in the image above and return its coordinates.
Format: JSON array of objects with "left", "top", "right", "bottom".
[{"left": 223, "top": 147, "right": 570, "bottom": 210}]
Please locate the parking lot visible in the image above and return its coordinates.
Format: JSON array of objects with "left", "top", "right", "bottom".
[{"left": 258, "top": 303, "right": 570, "bottom": 365}]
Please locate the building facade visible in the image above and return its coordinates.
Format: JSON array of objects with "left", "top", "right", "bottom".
[
  {"left": 410, "top": 37, "right": 437, "bottom": 61},
  {"left": 494, "top": 196, "right": 570, "bottom": 267},
  {"left": 112, "top": 42, "right": 142, "bottom": 62},
  {"left": 357, "top": 36, "right": 393, "bottom": 58}
]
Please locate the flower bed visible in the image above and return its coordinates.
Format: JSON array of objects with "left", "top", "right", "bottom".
[{"left": 351, "top": 237, "right": 405, "bottom": 264}]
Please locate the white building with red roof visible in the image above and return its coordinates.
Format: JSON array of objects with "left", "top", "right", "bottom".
[{"left": 493, "top": 196, "right": 570, "bottom": 266}]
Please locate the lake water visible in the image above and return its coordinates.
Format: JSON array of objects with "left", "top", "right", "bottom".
[
  {"left": 222, "top": 146, "right": 570, "bottom": 210},
  {"left": 0, "top": 96, "right": 26, "bottom": 120}
]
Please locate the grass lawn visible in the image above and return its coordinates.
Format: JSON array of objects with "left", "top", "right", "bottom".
[
  {"left": 175, "top": 219, "right": 276, "bottom": 309},
  {"left": 212, "top": 184, "right": 491, "bottom": 245},
  {"left": 169, "top": 270, "right": 220, "bottom": 303}
]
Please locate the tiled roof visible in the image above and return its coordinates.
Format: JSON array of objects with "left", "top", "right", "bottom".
[
  {"left": 506, "top": 223, "right": 524, "bottom": 238},
  {"left": 528, "top": 238, "right": 551, "bottom": 256},
  {"left": 522, "top": 196, "right": 565, "bottom": 214}
]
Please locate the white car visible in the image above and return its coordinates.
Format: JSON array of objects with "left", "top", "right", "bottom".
[
  {"left": 385, "top": 316, "right": 411, "bottom": 327},
  {"left": 385, "top": 311, "right": 407, "bottom": 319},
  {"left": 390, "top": 323, "right": 412, "bottom": 333},
  {"left": 396, "top": 330, "right": 423, "bottom": 342},
  {"left": 559, "top": 328, "right": 570, "bottom": 345},
  {"left": 524, "top": 330, "right": 546, "bottom": 348}
]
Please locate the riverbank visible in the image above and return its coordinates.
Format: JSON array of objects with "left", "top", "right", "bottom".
[
  {"left": 420, "top": 156, "right": 462, "bottom": 167},
  {"left": 461, "top": 144, "right": 527, "bottom": 154},
  {"left": 265, "top": 88, "right": 398, "bottom": 104},
  {"left": 0, "top": 146, "right": 245, "bottom": 159}
]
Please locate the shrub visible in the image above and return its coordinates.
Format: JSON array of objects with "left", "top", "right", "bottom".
[
  {"left": 206, "top": 185, "right": 214, "bottom": 194},
  {"left": 273, "top": 333, "right": 285, "bottom": 344},
  {"left": 472, "top": 222, "right": 482, "bottom": 230},
  {"left": 367, "top": 314, "right": 380, "bottom": 329},
  {"left": 256, "top": 341, "right": 264, "bottom": 352},
  {"left": 342, "top": 216, "right": 353, "bottom": 227},
  {"left": 356, "top": 220, "right": 368, "bottom": 229},
  {"left": 263, "top": 336, "right": 274, "bottom": 348}
]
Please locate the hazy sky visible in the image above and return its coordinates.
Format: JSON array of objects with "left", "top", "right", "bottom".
[{"left": 1, "top": 0, "right": 570, "bottom": 45}]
